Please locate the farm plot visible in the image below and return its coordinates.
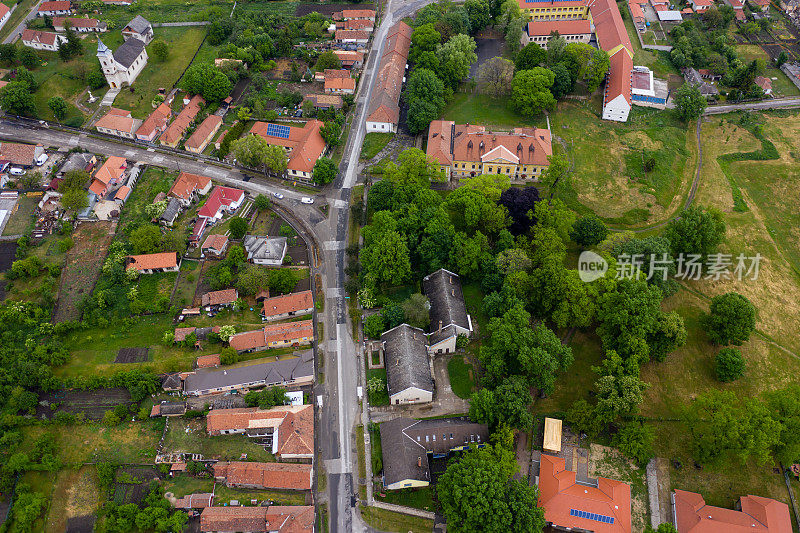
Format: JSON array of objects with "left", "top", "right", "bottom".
[
  {"left": 45, "top": 467, "right": 101, "bottom": 533},
  {"left": 115, "top": 347, "right": 150, "bottom": 363},
  {"left": 53, "top": 222, "right": 114, "bottom": 323},
  {"left": 112, "top": 466, "right": 161, "bottom": 505},
  {"left": 295, "top": 1, "right": 374, "bottom": 16},
  {"left": 35, "top": 387, "right": 133, "bottom": 420}
]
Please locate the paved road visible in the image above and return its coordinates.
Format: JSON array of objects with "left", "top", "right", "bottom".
[
  {"left": 3, "top": 0, "right": 40, "bottom": 44},
  {"left": 705, "top": 97, "right": 800, "bottom": 115}
]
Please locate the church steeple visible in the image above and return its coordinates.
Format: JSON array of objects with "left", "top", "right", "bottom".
[{"left": 96, "top": 39, "right": 111, "bottom": 57}]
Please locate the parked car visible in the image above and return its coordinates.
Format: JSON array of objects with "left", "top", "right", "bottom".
[
  {"left": 35, "top": 154, "right": 48, "bottom": 166},
  {"left": 273, "top": 192, "right": 284, "bottom": 199},
  {"left": 10, "top": 167, "right": 25, "bottom": 175},
  {"left": 301, "top": 197, "right": 314, "bottom": 204}
]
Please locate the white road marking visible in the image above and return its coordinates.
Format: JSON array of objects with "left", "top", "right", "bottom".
[{"left": 324, "top": 241, "right": 344, "bottom": 250}]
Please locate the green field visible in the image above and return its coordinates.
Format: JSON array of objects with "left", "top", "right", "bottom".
[
  {"left": 447, "top": 355, "right": 475, "bottom": 399},
  {"left": 360, "top": 506, "right": 434, "bottom": 533},
  {"left": 162, "top": 417, "right": 276, "bottom": 462},
  {"left": 360, "top": 132, "right": 394, "bottom": 161},
  {"left": 440, "top": 92, "right": 547, "bottom": 130}
]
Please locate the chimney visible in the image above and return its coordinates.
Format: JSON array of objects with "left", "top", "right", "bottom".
[
  {"left": 449, "top": 275, "right": 453, "bottom": 283},
  {"left": 438, "top": 320, "right": 442, "bottom": 333},
  {"left": 418, "top": 457, "right": 422, "bottom": 467},
  {"left": 451, "top": 289, "right": 455, "bottom": 297}
]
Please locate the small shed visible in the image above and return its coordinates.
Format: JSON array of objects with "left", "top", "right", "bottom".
[{"left": 543, "top": 417, "right": 563, "bottom": 454}]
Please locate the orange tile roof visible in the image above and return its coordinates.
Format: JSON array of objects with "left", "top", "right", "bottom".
[
  {"left": 94, "top": 156, "right": 127, "bottom": 185},
  {"left": 250, "top": 120, "right": 327, "bottom": 174},
  {"left": 89, "top": 179, "right": 107, "bottom": 196},
  {"left": 174, "top": 326, "right": 195, "bottom": 342},
  {"left": 629, "top": 1, "right": 645, "bottom": 18},
  {"left": 38, "top": 1, "right": 71, "bottom": 12},
  {"left": 755, "top": 75, "right": 772, "bottom": 92},
  {"left": 0, "top": 142, "right": 36, "bottom": 166},
  {"left": 195, "top": 354, "right": 221, "bottom": 368},
  {"left": 335, "top": 29, "right": 369, "bottom": 41},
  {"left": 52, "top": 16, "right": 100, "bottom": 29},
  {"left": 95, "top": 109, "right": 138, "bottom": 134},
  {"left": 228, "top": 320, "right": 314, "bottom": 351},
  {"left": 21, "top": 29, "right": 62, "bottom": 46},
  {"left": 161, "top": 95, "right": 204, "bottom": 145},
  {"left": 185, "top": 114, "right": 223, "bottom": 151},
  {"left": 366, "top": 21, "right": 411, "bottom": 127},
  {"left": 261, "top": 290, "right": 314, "bottom": 319},
  {"left": 341, "top": 8, "right": 376, "bottom": 18},
  {"left": 323, "top": 69, "right": 350, "bottom": 79},
  {"left": 206, "top": 405, "right": 314, "bottom": 457},
  {"left": 200, "top": 505, "right": 314, "bottom": 533},
  {"left": 342, "top": 19, "right": 373, "bottom": 30},
  {"left": 114, "top": 185, "right": 131, "bottom": 201},
  {"left": 168, "top": 171, "right": 211, "bottom": 200},
  {"left": 201, "top": 288, "right": 238, "bottom": 307},
  {"left": 673, "top": 489, "right": 792, "bottom": 533},
  {"left": 324, "top": 76, "right": 356, "bottom": 92},
  {"left": 213, "top": 461, "right": 312, "bottom": 490},
  {"left": 432, "top": 122, "right": 552, "bottom": 167},
  {"left": 538, "top": 454, "right": 631, "bottom": 533},
  {"left": 201, "top": 233, "right": 228, "bottom": 252},
  {"left": 126, "top": 252, "right": 178, "bottom": 271},
  {"left": 591, "top": 0, "right": 633, "bottom": 56},
  {"left": 526, "top": 19, "right": 592, "bottom": 36},
  {"left": 604, "top": 50, "right": 634, "bottom": 107},
  {"left": 136, "top": 102, "right": 172, "bottom": 139},
  {"left": 332, "top": 50, "right": 364, "bottom": 65}
]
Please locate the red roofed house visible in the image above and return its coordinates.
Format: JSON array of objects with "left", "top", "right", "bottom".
[
  {"left": 0, "top": 4, "right": 10, "bottom": 31},
  {"left": 173, "top": 493, "right": 213, "bottom": 510},
  {"left": 185, "top": 114, "right": 223, "bottom": 154},
  {"left": 334, "top": 8, "right": 376, "bottom": 21},
  {"left": 21, "top": 29, "right": 66, "bottom": 51},
  {"left": 426, "top": 120, "right": 552, "bottom": 181},
  {"left": 52, "top": 17, "right": 106, "bottom": 32},
  {"left": 200, "top": 505, "right": 314, "bottom": 533},
  {"left": 755, "top": 75, "right": 773, "bottom": 95},
  {"left": 261, "top": 290, "right": 314, "bottom": 322},
  {"left": 126, "top": 252, "right": 179, "bottom": 274},
  {"left": 589, "top": 0, "right": 636, "bottom": 122},
  {"left": 206, "top": 405, "right": 314, "bottom": 461},
  {"left": 538, "top": 454, "right": 632, "bottom": 533},
  {"left": 167, "top": 171, "right": 212, "bottom": 207},
  {"left": 250, "top": 120, "right": 327, "bottom": 181},
  {"left": 161, "top": 94, "right": 204, "bottom": 147},
  {"left": 228, "top": 320, "right": 314, "bottom": 353},
  {"left": 338, "top": 18, "right": 374, "bottom": 31},
  {"left": 136, "top": 102, "right": 172, "bottom": 143},
  {"left": 688, "top": 0, "right": 713, "bottom": 11},
  {"left": 201, "top": 234, "right": 229, "bottom": 258},
  {"left": 629, "top": 0, "right": 647, "bottom": 31},
  {"left": 194, "top": 354, "right": 221, "bottom": 368},
  {"left": 750, "top": 0, "right": 770, "bottom": 10},
  {"left": 333, "top": 49, "right": 365, "bottom": 69},
  {"left": 673, "top": 489, "right": 792, "bottom": 533},
  {"left": 213, "top": 461, "right": 312, "bottom": 491},
  {"left": 201, "top": 288, "right": 238, "bottom": 311},
  {"left": 0, "top": 142, "right": 43, "bottom": 167},
  {"left": 94, "top": 108, "right": 141, "bottom": 139},
  {"left": 366, "top": 21, "right": 412, "bottom": 133},
  {"left": 335, "top": 29, "right": 369, "bottom": 44},
  {"left": 89, "top": 156, "right": 127, "bottom": 198},
  {"left": 524, "top": 19, "right": 592, "bottom": 48},
  {"left": 197, "top": 186, "right": 245, "bottom": 221},
  {"left": 37, "top": 1, "right": 72, "bottom": 16}
]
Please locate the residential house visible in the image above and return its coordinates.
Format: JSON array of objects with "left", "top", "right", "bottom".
[
  {"left": 37, "top": 1, "right": 72, "bottom": 16},
  {"left": 57, "top": 152, "right": 96, "bottom": 177},
  {"left": 304, "top": 94, "right": 344, "bottom": 110},
  {"left": 629, "top": 0, "right": 647, "bottom": 31},
  {"left": 229, "top": 321, "right": 314, "bottom": 353},
  {"left": 523, "top": 19, "right": 592, "bottom": 47},
  {"left": 89, "top": 156, "right": 126, "bottom": 198},
  {"left": 158, "top": 197, "right": 181, "bottom": 226},
  {"left": 333, "top": 8, "right": 376, "bottom": 21},
  {"left": 97, "top": 38, "right": 148, "bottom": 89},
  {"left": 183, "top": 351, "right": 314, "bottom": 396},
  {"left": 243, "top": 235, "right": 287, "bottom": 266},
  {"left": 335, "top": 29, "right": 369, "bottom": 45},
  {"left": 205, "top": 405, "right": 314, "bottom": 460},
  {"left": 0, "top": 4, "right": 10, "bottom": 31},
  {"left": 590, "top": 0, "right": 635, "bottom": 122},
  {"left": 126, "top": 252, "right": 179, "bottom": 274},
  {"left": 52, "top": 17, "right": 107, "bottom": 32},
  {"left": 366, "top": 21, "right": 412, "bottom": 133},
  {"left": 382, "top": 324, "right": 434, "bottom": 405},
  {"left": 683, "top": 67, "right": 720, "bottom": 96},
  {"left": 167, "top": 171, "right": 212, "bottom": 207},
  {"left": 201, "top": 234, "right": 229, "bottom": 257},
  {"left": 160, "top": 95, "right": 204, "bottom": 147},
  {"left": 94, "top": 108, "right": 141, "bottom": 139},
  {"left": 260, "top": 290, "right": 314, "bottom": 322},
  {"left": 149, "top": 401, "right": 186, "bottom": 417},
  {"left": 114, "top": 186, "right": 131, "bottom": 204},
  {"left": 324, "top": 75, "right": 356, "bottom": 95},
  {"left": 121, "top": 15, "right": 153, "bottom": 44},
  {"left": 136, "top": 102, "right": 172, "bottom": 142},
  {"left": 688, "top": 0, "right": 713, "bottom": 11},
  {"left": 380, "top": 417, "right": 489, "bottom": 490},
  {"left": 199, "top": 506, "right": 314, "bottom": 533},
  {"left": 161, "top": 373, "right": 182, "bottom": 392},
  {"left": 249, "top": 120, "right": 327, "bottom": 180},
  {"left": 781, "top": 62, "right": 800, "bottom": 90},
  {"left": 21, "top": 29, "right": 66, "bottom": 51},
  {"left": 426, "top": 120, "right": 552, "bottom": 181},
  {"left": 333, "top": 49, "right": 364, "bottom": 69},
  {"left": 337, "top": 18, "right": 374, "bottom": 31},
  {"left": 185, "top": 114, "right": 223, "bottom": 153},
  {"left": 173, "top": 493, "right": 213, "bottom": 510},
  {"left": 631, "top": 66, "right": 669, "bottom": 108},
  {"left": 756, "top": 75, "right": 773, "bottom": 95},
  {"left": 213, "top": 462, "right": 312, "bottom": 491},
  {"left": 197, "top": 186, "right": 245, "bottom": 221},
  {"left": 195, "top": 354, "right": 221, "bottom": 368},
  {"left": 751, "top": 0, "right": 771, "bottom": 10},
  {"left": 537, "top": 454, "right": 632, "bottom": 533},
  {"left": 423, "top": 268, "right": 474, "bottom": 354},
  {"left": 672, "top": 489, "right": 792, "bottom": 532},
  {"left": 201, "top": 288, "right": 238, "bottom": 311},
  {"left": 517, "top": 0, "right": 590, "bottom": 20},
  {"left": 0, "top": 142, "right": 43, "bottom": 167}
]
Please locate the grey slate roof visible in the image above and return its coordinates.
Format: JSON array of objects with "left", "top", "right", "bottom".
[
  {"left": 183, "top": 350, "right": 313, "bottom": 395},
  {"left": 113, "top": 37, "right": 145, "bottom": 69},
  {"left": 160, "top": 197, "right": 181, "bottom": 223},
  {"left": 243, "top": 235, "right": 287, "bottom": 262},
  {"left": 380, "top": 417, "right": 489, "bottom": 487},
  {"left": 58, "top": 152, "right": 94, "bottom": 175},
  {"left": 124, "top": 15, "right": 151, "bottom": 36},
  {"left": 381, "top": 324, "right": 433, "bottom": 398},
  {"left": 161, "top": 372, "right": 182, "bottom": 390},
  {"left": 428, "top": 324, "right": 459, "bottom": 346},
  {"left": 159, "top": 401, "right": 186, "bottom": 415},
  {"left": 422, "top": 268, "right": 470, "bottom": 332}
]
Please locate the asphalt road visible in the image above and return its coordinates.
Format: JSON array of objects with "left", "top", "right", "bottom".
[
  {"left": 3, "top": 0, "right": 41, "bottom": 45},
  {"left": 705, "top": 97, "right": 800, "bottom": 114}
]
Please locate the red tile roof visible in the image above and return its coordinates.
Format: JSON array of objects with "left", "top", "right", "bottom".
[
  {"left": 52, "top": 16, "right": 100, "bottom": 29},
  {"left": 21, "top": 29, "right": 61, "bottom": 47},
  {"left": 341, "top": 19, "right": 373, "bottom": 30},
  {"left": 213, "top": 461, "right": 312, "bottom": 490},
  {"left": 261, "top": 290, "right": 314, "bottom": 319},
  {"left": 201, "top": 288, "right": 238, "bottom": 307},
  {"left": 428, "top": 121, "right": 552, "bottom": 167},
  {"left": 168, "top": 171, "right": 211, "bottom": 201},
  {"left": 173, "top": 493, "right": 213, "bottom": 509},
  {"left": 200, "top": 505, "right": 314, "bottom": 533},
  {"left": 185, "top": 114, "right": 223, "bottom": 151},
  {"left": 0, "top": 142, "right": 37, "bottom": 166},
  {"left": 250, "top": 120, "right": 327, "bottom": 174},
  {"left": 94, "top": 156, "right": 127, "bottom": 185},
  {"left": 95, "top": 109, "right": 138, "bottom": 134},
  {"left": 161, "top": 95, "right": 204, "bottom": 145},
  {"left": 197, "top": 185, "right": 245, "bottom": 219},
  {"left": 604, "top": 49, "right": 634, "bottom": 108},
  {"left": 673, "top": 489, "right": 792, "bottom": 533},
  {"left": 174, "top": 327, "right": 195, "bottom": 342},
  {"left": 526, "top": 19, "right": 592, "bottom": 36},
  {"left": 339, "top": 8, "right": 376, "bottom": 19},
  {"left": 335, "top": 29, "right": 369, "bottom": 41},
  {"left": 38, "top": 1, "right": 71, "bottom": 12},
  {"left": 195, "top": 354, "right": 221, "bottom": 368},
  {"left": 136, "top": 102, "right": 172, "bottom": 139},
  {"left": 206, "top": 405, "right": 314, "bottom": 458},
  {"left": 324, "top": 76, "right": 356, "bottom": 92},
  {"left": 126, "top": 252, "right": 178, "bottom": 271},
  {"left": 366, "top": 21, "right": 411, "bottom": 127},
  {"left": 0, "top": 4, "right": 8, "bottom": 18},
  {"left": 229, "top": 320, "right": 314, "bottom": 352},
  {"left": 755, "top": 75, "right": 772, "bottom": 92},
  {"left": 538, "top": 454, "right": 631, "bottom": 533},
  {"left": 333, "top": 50, "right": 364, "bottom": 66},
  {"left": 201, "top": 234, "right": 228, "bottom": 252}
]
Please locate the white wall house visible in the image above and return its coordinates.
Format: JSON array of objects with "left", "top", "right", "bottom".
[{"left": 97, "top": 38, "right": 148, "bottom": 90}]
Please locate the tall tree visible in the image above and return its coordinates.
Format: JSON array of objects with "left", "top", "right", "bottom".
[
  {"left": 515, "top": 43, "right": 546, "bottom": 70},
  {"left": 476, "top": 56, "right": 515, "bottom": 97},
  {"left": 674, "top": 83, "right": 707, "bottom": 121},
  {"left": 312, "top": 157, "right": 337, "bottom": 185},
  {"left": 0, "top": 82, "right": 35, "bottom": 116},
  {"left": 469, "top": 376, "right": 533, "bottom": 430},
  {"left": 703, "top": 292, "right": 756, "bottom": 346},
  {"left": 436, "top": 33, "right": 478, "bottom": 90},
  {"left": 511, "top": 68, "right": 556, "bottom": 117},
  {"left": 663, "top": 205, "right": 725, "bottom": 258}
]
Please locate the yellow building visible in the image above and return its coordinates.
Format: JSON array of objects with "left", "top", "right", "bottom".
[
  {"left": 517, "top": 0, "right": 590, "bottom": 20},
  {"left": 427, "top": 120, "right": 552, "bottom": 181}
]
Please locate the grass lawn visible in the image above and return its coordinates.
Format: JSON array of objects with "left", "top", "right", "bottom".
[
  {"left": 172, "top": 260, "right": 200, "bottom": 308},
  {"left": 622, "top": 15, "right": 678, "bottom": 78},
  {"left": 375, "top": 487, "right": 435, "bottom": 512},
  {"left": 43, "top": 466, "right": 102, "bottom": 533},
  {"left": 0, "top": 0, "right": 38, "bottom": 42},
  {"left": 366, "top": 367, "right": 389, "bottom": 406},
  {"left": 162, "top": 418, "right": 276, "bottom": 462},
  {"left": 447, "top": 355, "right": 475, "bottom": 399},
  {"left": 360, "top": 506, "right": 433, "bottom": 533},
  {"left": 163, "top": 475, "right": 212, "bottom": 498},
  {"left": 2, "top": 194, "right": 37, "bottom": 235},
  {"left": 360, "top": 132, "right": 394, "bottom": 161},
  {"left": 113, "top": 27, "right": 207, "bottom": 118},
  {"left": 440, "top": 92, "right": 547, "bottom": 130},
  {"left": 356, "top": 425, "right": 366, "bottom": 480},
  {"left": 214, "top": 485, "right": 307, "bottom": 506}
]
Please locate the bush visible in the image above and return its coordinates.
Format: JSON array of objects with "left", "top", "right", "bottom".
[
  {"left": 704, "top": 292, "right": 756, "bottom": 346},
  {"left": 229, "top": 217, "right": 248, "bottom": 239},
  {"left": 715, "top": 348, "right": 745, "bottom": 382},
  {"left": 363, "top": 313, "right": 386, "bottom": 339}
]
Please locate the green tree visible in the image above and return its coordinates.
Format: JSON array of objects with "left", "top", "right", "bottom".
[
  {"left": 47, "top": 96, "right": 68, "bottom": 121},
  {"left": 704, "top": 292, "right": 756, "bottom": 346},
  {"left": 550, "top": 63, "right": 573, "bottom": 99},
  {"left": 236, "top": 265, "right": 270, "bottom": 295},
  {"left": 613, "top": 421, "right": 655, "bottom": 466},
  {"left": 674, "top": 83, "right": 707, "bottom": 121},
  {"left": 182, "top": 63, "right": 232, "bottom": 101},
  {"left": 511, "top": 68, "right": 556, "bottom": 117},
  {"left": 360, "top": 230, "right": 412, "bottom": 287},
  {"left": 715, "top": 347, "right": 745, "bottom": 382},
  {"left": 515, "top": 43, "right": 546, "bottom": 70},
  {"left": 312, "top": 157, "right": 337, "bottom": 185},
  {"left": 645, "top": 524, "right": 679, "bottom": 533},
  {"left": 364, "top": 313, "right": 386, "bottom": 339},
  {"left": 409, "top": 23, "right": 441, "bottom": 63},
  {"left": 320, "top": 121, "right": 342, "bottom": 146},
  {"left": 465, "top": 0, "right": 491, "bottom": 32},
  {"left": 0, "top": 43, "right": 17, "bottom": 63},
  {"left": 570, "top": 216, "right": 607, "bottom": 247},
  {"left": 476, "top": 56, "right": 515, "bottom": 97},
  {"left": 254, "top": 194, "right": 270, "bottom": 211},
  {"left": 585, "top": 48, "right": 610, "bottom": 92},
  {"left": 19, "top": 47, "right": 40, "bottom": 69},
  {"left": 0, "top": 81, "right": 36, "bottom": 116},
  {"left": 129, "top": 225, "right": 162, "bottom": 254},
  {"left": 60, "top": 187, "right": 88, "bottom": 213},
  {"left": 469, "top": 376, "right": 533, "bottom": 431},
  {"left": 264, "top": 144, "right": 288, "bottom": 174},
  {"left": 150, "top": 39, "right": 168, "bottom": 62},
  {"left": 663, "top": 204, "right": 727, "bottom": 257},
  {"left": 267, "top": 268, "right": 298, "bottom": 294},
  {"left": 15, "top": 67, "right": 37, "bottom": 92},
  {"left": 314, "top": 50, "right": 340, "bottom": 71},
  {"left": 405, "top": 68, "right": 447, "bottom": 134},
  {"left": 766, "top": 385, "right": 800, "bottom": 465},
  {"left": 229, "top": 217, "right": 248, "bottom": 239},
  {"left": 436, "top": 33, "right": 478, "bottom": 89},
  {"left": 401, "top": 293, "right": 430, "bottom": 329}
]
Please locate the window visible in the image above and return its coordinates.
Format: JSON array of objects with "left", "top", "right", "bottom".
[
  {"left": 432, "top": 435, "right": 436, "bottom": 442},
  {"left": 450, "top": 433, "right": 454, "bottom": 439},
  {"left": 425, "top": 435, "right": 429, "bottom": 443}
]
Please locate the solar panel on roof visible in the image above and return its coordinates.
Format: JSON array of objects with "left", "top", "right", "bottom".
[
  {"left": 266, "top": 123, "right": 291, "bottom": 139},
  {"left": 570, "top": 509, "right": 615, "bottom": 524}
]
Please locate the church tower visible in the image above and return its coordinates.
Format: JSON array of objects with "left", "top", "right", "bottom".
[{"left": 97, "top": 39, "right": 119, "bottom": 88}]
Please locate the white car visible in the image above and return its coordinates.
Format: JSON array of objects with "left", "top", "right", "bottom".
[
  {"left": 300, "top": 197, "right": 314, "bottom": 204},
  {"left": 35, "top": 154, "right": 48, "bottom": 166},
  {"left": 9, "top": 167, "right": 25, "bottom": 175},
  {"left": 273, "top": 192, "right": 284, "bottom": 199}
]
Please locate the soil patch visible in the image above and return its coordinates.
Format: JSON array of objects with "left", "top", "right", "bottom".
[
  {"left": 115, "top": 347, "right": 150, "bottom": 363},
  {"left": 0, "top": 241, "right": 16, "bottom": 271},
  {"left": 295, "top": 2, "right": 374, "bottom": 16},
  {"left": 36, "top": 387, "right": 133, "bottom": 420},
  {"left": 112, "top": 466, "right": 161, "bottom": 505},
  {"left": 65, "top": 515, "right": 96, "bottom": 533}
]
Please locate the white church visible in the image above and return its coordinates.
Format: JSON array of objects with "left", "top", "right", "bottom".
[{"left": 96, "top": 37, "right": 148, "bottom": 89}]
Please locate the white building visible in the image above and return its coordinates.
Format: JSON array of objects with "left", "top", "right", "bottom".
[
  {"left": 630, "top": 66, "right": 669, "bottom": 109},
  {"left": 0, "top": 4, "right": 11, "bottom": 32},
  {"left": 243, "top": 236, "right": 287, "bottom": 266},
  {"left": 21, "top": 29, "right": 66, "bottom": 51},
  {"left": 97, "top": 38, "right": 148, "bottom": 90}
]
